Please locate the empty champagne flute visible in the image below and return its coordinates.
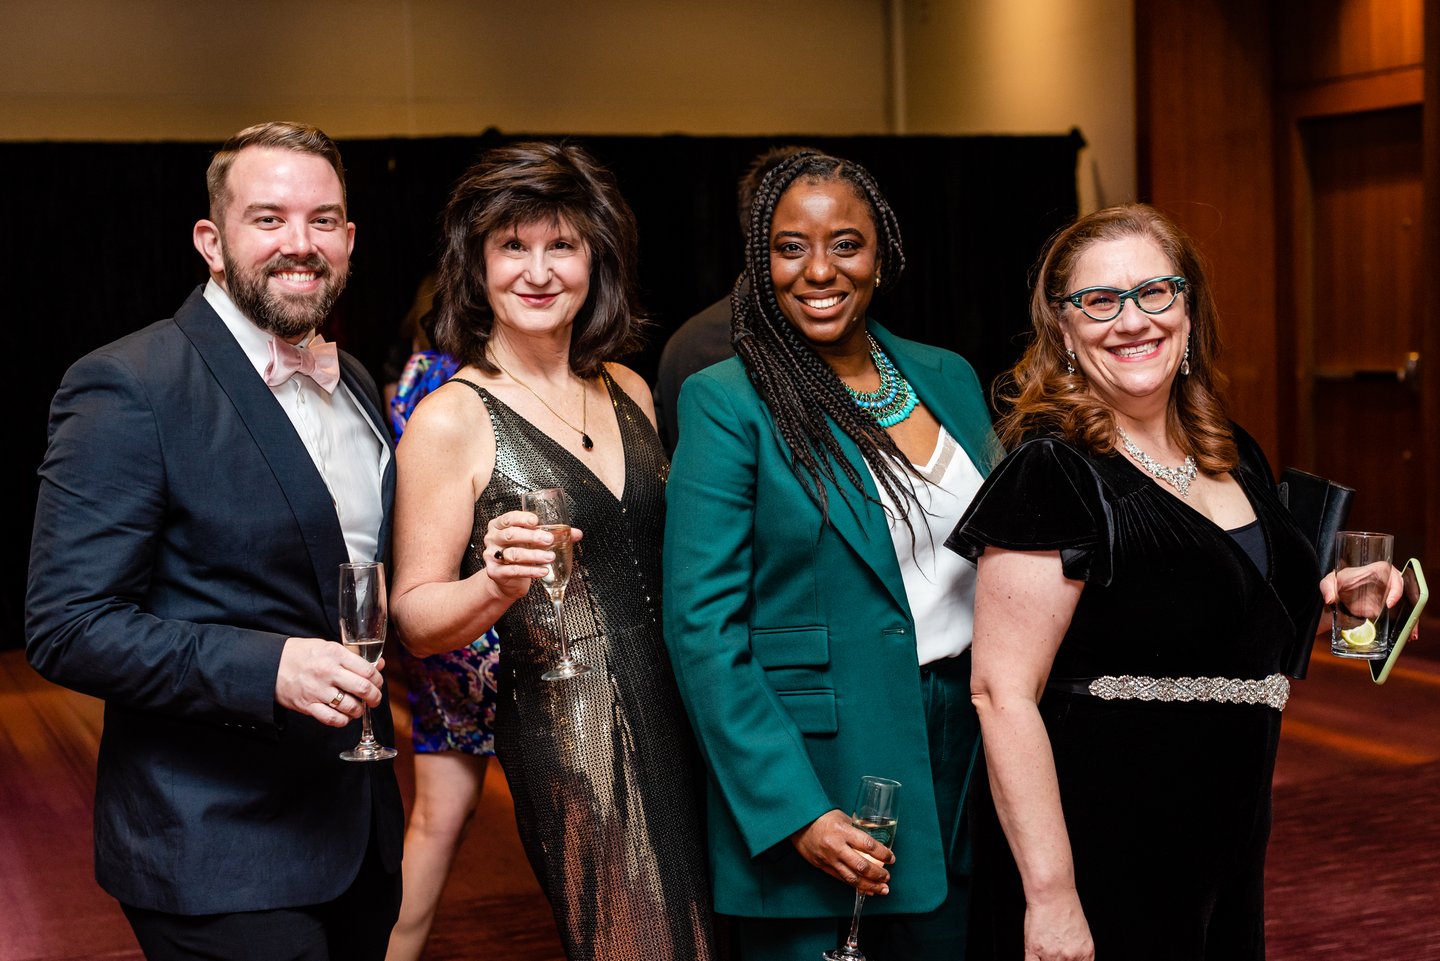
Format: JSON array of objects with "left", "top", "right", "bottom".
[
  {"left": 521, "top": 487, "right": 590, "bottom": 681},
  {"left": 823, "top": 776, "right": 900, "bottom": 961},
  {"left": 338, "top": 561, "right": 398, "bottom": 761}
]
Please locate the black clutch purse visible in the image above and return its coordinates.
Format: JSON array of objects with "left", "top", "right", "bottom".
[{"left": 1277, "top": 468, "right": 1355, "bottom": 679}]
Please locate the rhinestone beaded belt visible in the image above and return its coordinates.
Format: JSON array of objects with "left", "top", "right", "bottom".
[{"left": 1084, "top": 672, "right": 1291, "bottom": 711}]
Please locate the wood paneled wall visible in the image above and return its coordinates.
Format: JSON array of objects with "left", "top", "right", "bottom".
[
  {"left": 1139, "top": 0, "right": 1440, "bottom": 569},
  {"left": 1277, "top": 0, "right": 1423, "bottom": 85},
  {"left": 1425, "top": 2, "right": 1440, "bottom": 574},
  {"left": 1136, "top": 0, "right": 1280, "bottom": 454}
]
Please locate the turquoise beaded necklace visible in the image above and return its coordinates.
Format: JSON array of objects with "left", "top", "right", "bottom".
[{"left": 843, "top": 334, "right": 918, "bottom": 428}]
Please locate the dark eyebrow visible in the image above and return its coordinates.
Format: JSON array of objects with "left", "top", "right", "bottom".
[
  {"left": 240, "top": 202, "right": 346, "bottom": 218},
  {"left": 772, "top": 227, "right": 866, "bottom": 240}
]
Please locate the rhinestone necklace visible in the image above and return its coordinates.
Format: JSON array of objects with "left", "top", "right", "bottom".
[
  {"left": 843, "top": 334, "right": 919, "bottom": 428},
  {"left": 492, "top": 359, "right": 594, "bottom": 450},
  {"left": 1116, "top": 427, "right": 1196, "bottom": 497}
]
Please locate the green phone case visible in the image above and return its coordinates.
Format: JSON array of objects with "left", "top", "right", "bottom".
[{"left": 1370, "top": 558, "right": 1428, "bottom": 685}]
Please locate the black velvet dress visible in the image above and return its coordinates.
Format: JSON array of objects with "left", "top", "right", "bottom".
[{"left": 946, "top": 428, "right": 1320, "bottom": 961}]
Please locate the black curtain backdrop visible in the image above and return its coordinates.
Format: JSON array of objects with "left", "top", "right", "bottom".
[{"left": 0, "top": 131, "right": 1080, "bottom": 648}]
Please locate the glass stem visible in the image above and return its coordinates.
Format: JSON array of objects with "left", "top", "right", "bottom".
[
  {"left": 843, "top": 891, "right": 866, "bottom": 950},
  {"left": 358, "top": 703, "right": 377, "bottom": 747},
  {"left": 553, "top": 599, "right": 570, "bottom": 662}
]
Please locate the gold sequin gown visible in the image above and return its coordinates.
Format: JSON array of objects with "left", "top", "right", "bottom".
[{"left": 456, "top": 372, "right": 716, "bottom": 961}]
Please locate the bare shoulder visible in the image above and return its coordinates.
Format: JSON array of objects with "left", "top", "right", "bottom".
[
  {"left": 397, "top": 372, "right": 495, "bottom": 466},
  {"left": 604, "top": 362, "right": 658, "bottom": 424}
]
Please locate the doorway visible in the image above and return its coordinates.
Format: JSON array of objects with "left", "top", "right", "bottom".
[{"left": 1300, "top": 105, "right": 1425, "bottom": 563}]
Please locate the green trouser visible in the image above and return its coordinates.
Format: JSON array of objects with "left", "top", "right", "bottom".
[{"left": 732, "top": 656, "right": 979, "bottom": 961}]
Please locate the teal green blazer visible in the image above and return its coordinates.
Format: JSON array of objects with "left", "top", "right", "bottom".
[{"left": 663, "top": 322, "right": 997, "bottom": 919}]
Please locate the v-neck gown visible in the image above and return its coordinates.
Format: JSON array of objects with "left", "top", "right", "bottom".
[
  {"left": 457, "top": 372, "right": 716, "bottom": 961},
  {"left": 946, "top": 428, "right": 1321, "bottom": 961}
]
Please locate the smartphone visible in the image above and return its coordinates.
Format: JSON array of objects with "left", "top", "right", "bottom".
[{"left": 1370, "top": 557, "right": 1428, "bottom": 684}]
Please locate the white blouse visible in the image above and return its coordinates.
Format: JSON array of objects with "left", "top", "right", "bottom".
[{"left": 866, "top": 426, "right": 985, "bottom": 665}]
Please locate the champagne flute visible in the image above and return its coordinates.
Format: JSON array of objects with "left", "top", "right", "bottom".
[
  {"left": 521, "top": 487, "right": 590, "bottom": 682},
  {"left": 338, "top": 561, "right": 398, "bottom": 762},
  {"left": 823, "top": 776, "right": 900, "bottom": 961}
]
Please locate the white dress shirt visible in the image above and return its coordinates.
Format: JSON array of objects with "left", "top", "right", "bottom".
[{"left": 204, "top": 280, "right": 388, "bottom": 564}]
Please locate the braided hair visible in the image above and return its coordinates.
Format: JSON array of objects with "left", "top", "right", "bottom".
[{"left": 731, "top": 151, "right": 918, "bottom": 529}]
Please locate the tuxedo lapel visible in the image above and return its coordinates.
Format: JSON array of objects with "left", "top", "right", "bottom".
[
  {"left": 339, "top": 352, "right": 397, "bottom": 563},
  {"left": 173, "top": 288, "right": 350, "bottom": 616}
]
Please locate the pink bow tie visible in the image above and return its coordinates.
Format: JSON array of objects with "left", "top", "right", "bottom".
[{"left": 264, "top": 335, "right": 340, "bottom": 393}]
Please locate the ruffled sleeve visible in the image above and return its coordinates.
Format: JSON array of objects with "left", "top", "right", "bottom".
[{"left": 945, "top": 436, "right": 1114, "bottom": 584}]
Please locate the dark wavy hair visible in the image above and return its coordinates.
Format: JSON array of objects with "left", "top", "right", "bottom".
[
  {"left": 731, "top": 150, "right": 916, "bottom": 527},
  {"left": 995, "top": 203, "right": 1237, "bottom": 472},
  {"left": 433, "top": 141, "right": 645, "bottom": 377},
  {"left": 207, "top": 121, "right": 346, "bottom": 223}
]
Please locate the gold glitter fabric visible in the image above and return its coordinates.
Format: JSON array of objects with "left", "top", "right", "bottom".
[{"left": 457, "top": 371, "right": 716, "bottom": 961}]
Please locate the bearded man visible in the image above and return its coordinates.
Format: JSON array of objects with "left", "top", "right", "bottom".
[{"left": 26, "top": 121, "right": 404, "bottom": 961}]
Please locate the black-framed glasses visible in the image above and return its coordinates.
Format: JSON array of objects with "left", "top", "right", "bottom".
[{"left": 1060, "top": 276, "right": 1188, "bottom": 322}]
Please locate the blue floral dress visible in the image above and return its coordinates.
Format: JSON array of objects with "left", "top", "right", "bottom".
[{"left": 391, "top": 350, "right": 502, "bottom": 756}]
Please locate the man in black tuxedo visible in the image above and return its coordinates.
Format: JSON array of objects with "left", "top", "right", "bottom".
[{"left": 26, "top": 121, "right": 404, "bottom": 960}]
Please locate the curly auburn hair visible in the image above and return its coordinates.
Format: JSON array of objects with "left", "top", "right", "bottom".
[{"left": 994, "top": 203, "right": 1237, "bottom": 473}]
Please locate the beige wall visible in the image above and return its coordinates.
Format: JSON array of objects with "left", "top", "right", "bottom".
[
  {"left": 0, "top": 0, "right": 892, "bottom": 139},
  {"left": 0, "top": 0, "right": 1135, "bottom": 205},
  {"left": 901, "top": 0, "right": 1136, "bottom": 211}
]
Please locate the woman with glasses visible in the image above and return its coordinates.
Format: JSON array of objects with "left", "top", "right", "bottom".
[{"left": 946, "top": 204, "right": 1377, "bottom": 961}]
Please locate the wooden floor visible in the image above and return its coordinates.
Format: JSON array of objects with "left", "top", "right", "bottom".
[{"left": 4, "top": 641, "right": 1440, "bottom": 961}]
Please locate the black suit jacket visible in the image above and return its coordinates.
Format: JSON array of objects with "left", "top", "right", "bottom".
[
  {"left": 652, "top": 296, "right": 734, "bottom": 454},
  {"left": 26, "top": 286, "right": 404, "bottom": 915}
]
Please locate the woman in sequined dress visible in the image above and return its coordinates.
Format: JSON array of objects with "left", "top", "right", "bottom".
[
  {"left": 390, "top": 141, "right": 716, "bottom": 961},
  {"left": 946, "top": 204, "right": 1406, "bottom": 961}
]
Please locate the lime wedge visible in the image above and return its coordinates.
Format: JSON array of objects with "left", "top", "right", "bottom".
[{"left": 1340, "top": 619, "right": 1378, "bottom": 650}]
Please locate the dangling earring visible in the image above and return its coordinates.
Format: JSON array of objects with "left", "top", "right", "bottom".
[
  {"left": 1065, "top": 349, "right": 1077, "bottom": 375},
  {"left": 874, "top": 265, "right": 883, "bottom": 287},
  {"left": 1181, "top": 338, "right": 1192, "bottom": 377}
]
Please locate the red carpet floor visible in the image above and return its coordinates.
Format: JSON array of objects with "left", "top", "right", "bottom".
[{"left": 5, "top": 642, "right": 1439, "bottom": 960}]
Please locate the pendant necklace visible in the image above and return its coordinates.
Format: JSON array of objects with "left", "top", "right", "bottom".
[
  {"left": 1116, "top": 427, "right": 1195, "bottom": 497},
  {"left": 843, "top": 334, "right": 919, "bottom": 428},
  {"left": 493, "top": 359, "right": 594, "bottom": 450}
]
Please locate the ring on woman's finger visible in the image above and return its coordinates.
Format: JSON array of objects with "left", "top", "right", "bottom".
[{"left": 493, "top": 548, "right": 505, "bottom": 562}]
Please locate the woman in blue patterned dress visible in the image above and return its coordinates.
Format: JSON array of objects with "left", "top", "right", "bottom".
[{"left": 385, "top": 297, "right": 503, "bottom": 961}]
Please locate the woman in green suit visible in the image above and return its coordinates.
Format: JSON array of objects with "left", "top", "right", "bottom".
[{"left": 663, "top": 151, "right": 998, "bottom": 960}]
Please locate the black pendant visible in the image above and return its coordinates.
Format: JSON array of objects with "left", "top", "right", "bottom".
[{"left": 581, "top": 433, "right": 595, "bottom": 451}]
